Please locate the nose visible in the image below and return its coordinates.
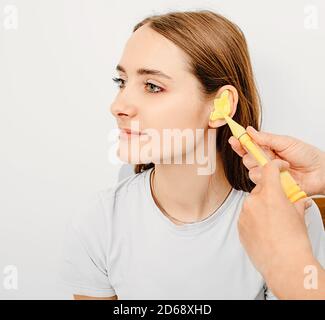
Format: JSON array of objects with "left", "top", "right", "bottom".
[{"left": 110, "top": 85, "right": 138, "bottom": 120}]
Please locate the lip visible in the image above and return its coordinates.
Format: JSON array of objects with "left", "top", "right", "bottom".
[{"left": 119, "top": 127, "right": 146, "bottom": 138}]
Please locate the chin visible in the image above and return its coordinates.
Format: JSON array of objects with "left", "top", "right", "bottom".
[{"left": 117, "top": 145, "right": 147, "bottom": 164}]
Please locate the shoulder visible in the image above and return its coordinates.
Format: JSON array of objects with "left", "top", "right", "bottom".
[
  {"left": 98, "top": 168, "right": 150, "bottom": 209},
  {"left": 304, "top": 200, "right": 325, "bottom": 253},
  {"left": 305, "top": 199, "right": 324, "bottom": 229},
  {"left": 68, "top": 168, "right": 150, "bottom": 231},
  {"left": 230, "top": 189, "right": 249, "bottom": 212},
  {"left": 61, "top": 169, "right": 151, "bottom": 267},
  {"left": 217, "top": 188, "right": 248, "bottom": 224},
  {"left": 301, "top": 199, "right": 325, "bottom": 268}
]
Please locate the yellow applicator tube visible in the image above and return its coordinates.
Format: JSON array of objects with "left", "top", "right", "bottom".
[{"left": 210, "top": 90, "right": 307, "bottom": 203}]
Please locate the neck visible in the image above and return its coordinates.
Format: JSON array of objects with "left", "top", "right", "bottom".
[{"left": 152, "top": 152, "right": 232, "bottom": 223}]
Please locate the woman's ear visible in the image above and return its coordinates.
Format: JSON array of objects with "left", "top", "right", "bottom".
[{"left": 208, "top": 85, "right": 238, "bottom": 129}]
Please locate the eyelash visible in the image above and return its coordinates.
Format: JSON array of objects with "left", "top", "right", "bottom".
[{"left": 112, "top": 77, "right": 164, "bottom": 94}]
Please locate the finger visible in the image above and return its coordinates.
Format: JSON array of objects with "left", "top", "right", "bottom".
[
  {"left": 246, "top": 126, "right": 297, "bottom": 153},
  {"left": 268, "top": 158, "right": 290, "bottom": 172},
  {"left": 243, "top": 153, "right": 259, "bottom": 170},
  {"left": 228, "top": 136, "right": 247, "bottom": 157},
  {"left": 246, "top": 143, "right": 277, "bottom": 162},
  {"left": 229, "top": 134, "right": 278, "bottom": 164},
  {"left": 261, "top": 146, "right": 277, "bottom": 161},
  {"left": 259, "top": 161, "right": 283, "bottom": 191},
  {"left": 247, "top": 159, "right": 289, "bottom": 185},
  {"left": 294, "top": 197, "right": 313, "bottom": 219},
  {"left": 250, "top": 183, "right": 262, "bottom": 195},
  {"left": 248, "top": 167, "right": 262, "bottom": 184}
]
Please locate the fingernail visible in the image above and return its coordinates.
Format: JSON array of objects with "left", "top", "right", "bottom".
[{"left": 248, "top": 126, "right": 257, "bottom": 133}]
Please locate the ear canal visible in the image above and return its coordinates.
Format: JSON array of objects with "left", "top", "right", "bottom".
[{"left": 209, "top": 90, "right": 231, "bottom": 121}]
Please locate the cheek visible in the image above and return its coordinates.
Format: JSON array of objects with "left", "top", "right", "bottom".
[
  {"left": 172, "top": 104, "right": 204, "bottom": 132},
  {"left": 145, "top": 94, "right": 202, "bottom": 131}
]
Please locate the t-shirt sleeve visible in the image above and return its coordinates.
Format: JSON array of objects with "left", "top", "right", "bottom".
[
  {"left": 304, "top": 200, "right": 325, "bottom": 268},
  {"left": 264, "top": 200, "right": 325, "bottom": 300},
  {"left": 59, "top": 190, "right": 116, "bottom": 298}
]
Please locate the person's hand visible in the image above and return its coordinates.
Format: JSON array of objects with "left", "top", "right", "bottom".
[
  {"left": 238, "top": 160, "right": 316, "bottom": 297},
  {"left": 228, "top": 126, "right": 325, "bottom": 196}
]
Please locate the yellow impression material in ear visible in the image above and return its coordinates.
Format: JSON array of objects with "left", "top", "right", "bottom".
[
  {"left": 210, "top": 90, "right": 231, "bottom": 121},
  {"left": 212, "top": 90, "right": 307, "bottom": 203}
]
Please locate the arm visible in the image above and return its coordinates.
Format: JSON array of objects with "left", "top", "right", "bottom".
[
  {"left": 239, "top": 162, "right": 325, "bottom": 300},
  {"left": 264, "top": 202, "right": 325, "bottom": 299},
  {"left": 265, "top": 252, "right": 325, "bottom": 300},
  {"left": 59, "top": 191, "right": 117, "bottom": 299}
]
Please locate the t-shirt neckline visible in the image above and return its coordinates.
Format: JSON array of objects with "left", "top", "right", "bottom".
[{"left": 143, "top": 167, "right": 241, "bottom": 236}]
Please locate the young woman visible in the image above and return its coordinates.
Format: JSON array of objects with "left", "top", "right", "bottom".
[{"left": 59, "top": 10, "right": 325, "bottom": 300}]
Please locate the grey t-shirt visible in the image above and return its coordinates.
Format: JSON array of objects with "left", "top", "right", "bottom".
[{"left": 59, "top": 167, "right": 325, "bottom": 299}]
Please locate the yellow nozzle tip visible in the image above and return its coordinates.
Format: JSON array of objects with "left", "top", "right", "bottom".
[{"left": 210, "top": 90, "right": 246, "bottom": 139}]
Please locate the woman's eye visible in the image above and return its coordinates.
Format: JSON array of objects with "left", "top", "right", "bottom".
[
  {"left": 112, "top": 77, "right": 125, "bottom": 88},
  {"left": 145, "top": 81, "right": 163, "bottom": 94},
  {"left": 112, "top": 77, "right": 163, "bottom": 94}
]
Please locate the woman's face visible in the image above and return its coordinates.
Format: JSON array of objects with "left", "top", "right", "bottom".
[{"left": 110, "top": 24, "right": 213, "bottom": 165}]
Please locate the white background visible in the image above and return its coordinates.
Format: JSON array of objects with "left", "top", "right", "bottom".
[{"left": 0, "top": 0, "right": 324, "bottom": 299}]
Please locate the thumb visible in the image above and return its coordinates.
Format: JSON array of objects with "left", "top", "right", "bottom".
[
  {"left": 246, "top": 126, "right": 294, "bottom": 153},
  {"left": 293, "top": 197, "right": 313, "bottom": 218},
  {"left": 259, "top": 160, "right": 284, "bottom": 191}
]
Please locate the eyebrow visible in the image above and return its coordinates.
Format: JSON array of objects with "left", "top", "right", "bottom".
[{"left": 116, "top": 64, "right": 172, "bottom": 80}]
